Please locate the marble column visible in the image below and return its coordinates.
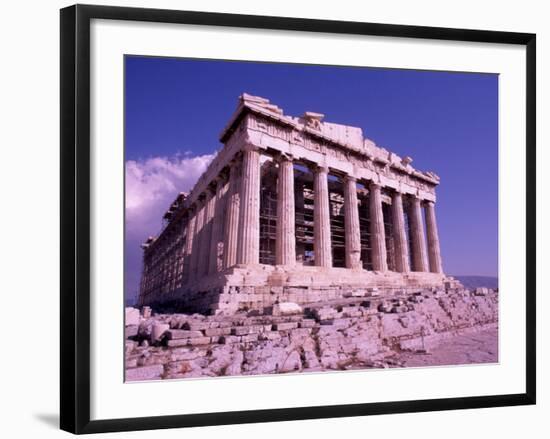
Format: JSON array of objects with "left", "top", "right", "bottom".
[
  {"left": 200, "top": 188, "right": 216, "bottom": 277},
  {"left": 236, "top": 145, "right": 261, "bottom": 265},
  {"left": 391, "top": 191, "right": 410, "bottom": 273},
  {"left": 409, "top": 196, "right": 428, "bottom": 272},
  {"left": 182, "top": 208, "right": 196, "bottom": 284},
  {"left": 343, "top": 175, "right": 361, "bottom": 269},
  {"left": 223, "top": 159, "right": 241, "bottom": 269},
  {"left": 313, "top": 165, "right": 332, "bottom": 268},
  {"left": 188, "top": 197, "right": 205, "bottom": 282},
  {"left": 369, "top": 182, "right": 388, "bottom": 272},
  {"left": 209, "top": 177, "right": 227, "bottom": 275},
  {"left": 424, "top": 201, "right": 443, "bottom": 273},
  {"left": 276, "top": 155, "right": 296, "bottom": 265}
]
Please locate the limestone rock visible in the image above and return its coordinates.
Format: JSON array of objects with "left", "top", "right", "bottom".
[
  {"left": 125, "top": 325, "right": 138, "bottom": 338},
  {"left": 151, "top": 323, "right": 170, "bottom": 343},
  {"left": 126, "top": 364, "right": 164, "bottom": 381},
  {"left": 125, "top": 307, "right": 140, "bottom": 326},
  {"left": 125, "top": 288, "right": 498, "bottom": 379},
  {"left": 273, "top": 302, "right": 303, "bottom": 316}
]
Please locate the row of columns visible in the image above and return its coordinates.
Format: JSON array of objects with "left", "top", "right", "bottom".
[
  {"left": 183, "top": 144, "right": 443, "bottom": 284},
  {"left": 269, "top": 155, "right": 442, "bottom": 274}
]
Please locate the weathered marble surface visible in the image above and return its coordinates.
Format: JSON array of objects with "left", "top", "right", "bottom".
[
  {"left": 138, "top": 94, "right": 450, "bottom": 313},
  {"left": 125, "top": 287, "right": 498, "bottom": 381}
]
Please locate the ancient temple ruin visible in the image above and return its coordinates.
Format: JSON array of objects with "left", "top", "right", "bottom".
[{"left": 138, "top": 94, "right": 460, "bottom": 314}]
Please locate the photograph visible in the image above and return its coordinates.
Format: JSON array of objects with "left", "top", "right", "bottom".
[{"left": 124, "top": 56, "right": 499, "bottom": 382}]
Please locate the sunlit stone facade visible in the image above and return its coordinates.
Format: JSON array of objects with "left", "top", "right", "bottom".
[{"left": 138, "top": 94, "right": 458, "bottom": 314}]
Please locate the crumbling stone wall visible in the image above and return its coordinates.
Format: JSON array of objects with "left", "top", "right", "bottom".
[{"left": 125, "top": 287, "right": 498, "bottom": 381}]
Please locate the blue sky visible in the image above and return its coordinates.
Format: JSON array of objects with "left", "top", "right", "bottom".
[{"left": 125, "top": 56, "right": 498, "bottom": 299}]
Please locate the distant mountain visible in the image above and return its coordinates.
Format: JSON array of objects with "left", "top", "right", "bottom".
[{"left": 453, "top": 275, "right": 498, "bottom": 290}]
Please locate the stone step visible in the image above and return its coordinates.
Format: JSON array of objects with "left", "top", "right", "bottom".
[
  {"left": 166, "top": 336, "right": 212, "bottom": 347},
  {"left": 166, "top": 329, "right": 204, "bottom": 339}
]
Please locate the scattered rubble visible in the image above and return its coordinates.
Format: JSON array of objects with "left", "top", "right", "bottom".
[{"left": 125, "top": 287, "right": 498, "bottom": 381}]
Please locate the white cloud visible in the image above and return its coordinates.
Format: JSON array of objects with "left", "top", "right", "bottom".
[{"left": 125, "top": 153, "right": 216, "bottom": 239}]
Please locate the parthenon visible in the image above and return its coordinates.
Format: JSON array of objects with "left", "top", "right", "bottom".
[{"left": 138, "top": 94, "right": 459, "bottom": 314}]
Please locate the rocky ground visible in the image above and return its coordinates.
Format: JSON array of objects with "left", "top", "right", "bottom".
[
  {"left": 124, "top": 287, "right": 498, "bottom": 381},
  {"left": 396, "top": 327, "right": 498, "bottom": 368}
]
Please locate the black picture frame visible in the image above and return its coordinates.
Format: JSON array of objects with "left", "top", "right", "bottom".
[{"left": 60, "top": 4, "right": 536, "bottom": 434}]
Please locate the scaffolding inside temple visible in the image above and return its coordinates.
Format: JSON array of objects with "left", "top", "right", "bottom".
[
  {"left": 259, "top": 162, "right": 278, "bottom": 265},
  {"left": 404, "top": 202, "right": 415, "bottom": 271},
  {"left": 295, "top": 167, "right": 315, "bottom": 266},
  {"left": 382, "top": 189, "right": 396, "bottom": 272},
  {"left": 328, "top": 176, "right": 346, "bottom": 268}
]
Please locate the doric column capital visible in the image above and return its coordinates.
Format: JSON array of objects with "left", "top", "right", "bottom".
[
  {"left": 274, "top": 152, "right": 294, "bottom": 164},
  {"left": 369, "top": 181, "right": 382, "bottom": 190},
  {"left": 313, "top": 164, "right": 330, "bottom": 174},
  {"left": 344, "top": 174, "right": 357, "bottom": 183},
  {"left": 241, "top": 141, "right": 261, "bottom": 153}
]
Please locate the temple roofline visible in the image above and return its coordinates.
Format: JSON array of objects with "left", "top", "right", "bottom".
[{"left": 219, "top": 93, "right": 440, "bottom": 186}]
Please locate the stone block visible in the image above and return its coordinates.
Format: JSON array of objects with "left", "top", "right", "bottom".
[
  {"left": 272, "top": 302, "right": 303, "bottom": 316},
  {"left": 125, "top": 357, "right": 138, "bottom": 369},
  {"left": 343, "top": 290, "right": 366, "bottom": 298},
  {"left": 219, "top": 335, "right": 240, "bottom": 344},
  {"left": 332, "top": 318, "right": 353, "bottom": 329},
  {"left": 299, "top": 319, "right": 316, "bottom": 328},
  {"left": 166, "top": 329, "right": 204, "bottom": 339},
  {"left": 166, "top": 336, "right": 211, "bottom": 347},
  {"left": 391, "top": 305, "right": 409, "bottom": 314},
  {"left": 378, "top": 301, "right": 393, "bottom": 313},
  {"left": 125, "top": 340, "right": 137, "bottom": 356},
  {"left": 125, "top": 307, "right": 140, "bottom": 326},
  {"left": 240, "top": 334, "right": 259, "bottom": 343},
  {"left": 204, "top": 327, "right": 232, "bottom": 337},
  {"left": 313, "top": 307, "right": 338, "bottom": 321},
  {"left": 182, "top": 321, "right": 210, "bottom": 331},
  {"left": 231, "top": 325, "right": 262, "bottom": 336},
  {"left": 151, "top": 323, "right": 170, "bottom": 342},
  {"left": 258, "top": 331, "right": 282, "bottom": 341},
  {"left": 273, "top": 322, "right": 299, "bottom": 331},
  {"left": 125, "top": 325, "right": 138, "bottom": 338}
]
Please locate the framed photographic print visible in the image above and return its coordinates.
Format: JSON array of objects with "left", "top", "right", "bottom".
[{"left": 60, "top": 4, "right": 536, "bottom": 434}]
